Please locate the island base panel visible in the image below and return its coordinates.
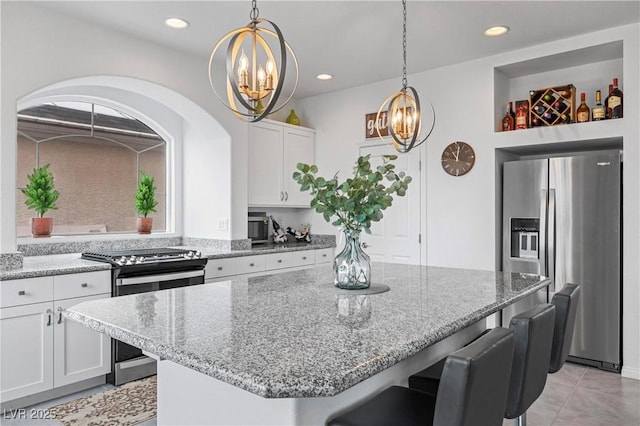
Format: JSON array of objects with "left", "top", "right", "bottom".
[{"left": 156, "top": 320, "right": 485, "bottom": 425}]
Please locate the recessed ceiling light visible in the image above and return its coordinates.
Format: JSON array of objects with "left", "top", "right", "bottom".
[
  {"left": 165, "top": 18, "right": 190, "bottom": 29},
  {"left": 316, "top": 73, "right": 333, "bottom": 80},
  {"left": 484, "top": 25, "right": 509, "bottom": 37}
]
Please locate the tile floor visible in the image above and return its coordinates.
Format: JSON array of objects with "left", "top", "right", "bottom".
[{"left": 2, "top": 363, "right": 638, "bottom": 426}]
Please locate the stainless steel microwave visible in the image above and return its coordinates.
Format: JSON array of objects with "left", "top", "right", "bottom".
[{"left": 248, "top": 213, "right": 269, "bottom": 244}]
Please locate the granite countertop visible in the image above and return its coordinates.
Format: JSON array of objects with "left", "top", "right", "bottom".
[
  {"left": 64, "top": 263, "right": 550, "bottom": 398},
  {"left": 0, "top": 242, "right": 335, "bottom": 281}
]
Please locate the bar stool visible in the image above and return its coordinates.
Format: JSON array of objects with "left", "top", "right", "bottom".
[
  {"left": 548, "top": 283, "right": 580, "bottom": 373},
  {"left": 409, "top": 304, "right": 556, "bottom": 426},
  {"left": 327, "top": 327, "right": 515, "bottom": 426}
]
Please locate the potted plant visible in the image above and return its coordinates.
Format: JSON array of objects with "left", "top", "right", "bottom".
[
  {"left": 21, "top": 164, "right": 60, "bottom": 238},
  {"left": 135, "top": 172, "right": 158, "bottom": 234},
  {"left": 293, "top": 154, "right": 411, "bottom": 289}
]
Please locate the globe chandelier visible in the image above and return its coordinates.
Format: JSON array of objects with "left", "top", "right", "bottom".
[
  {"left": 377, "top": 0, "right": 435, "bottom": 153},
  {"left": 208, "top": 0, "right": 298, "bottom": 122}
]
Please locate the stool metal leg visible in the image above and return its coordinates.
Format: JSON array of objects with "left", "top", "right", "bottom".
[{"left": 516, "top": 412, "right": 527, "bottom": 426}]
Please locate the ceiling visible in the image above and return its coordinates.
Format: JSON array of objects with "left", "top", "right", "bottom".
[{"left": 38, "top": 1, "right": 640, "bottom": 99}]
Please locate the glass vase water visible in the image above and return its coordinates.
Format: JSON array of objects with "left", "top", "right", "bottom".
[{"left": 334, "top": 228, "right": 371, "bottom": 289}]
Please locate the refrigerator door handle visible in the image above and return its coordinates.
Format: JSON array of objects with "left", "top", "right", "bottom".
[
  {"left": 548, "top": 188, "right": 556, "bottom": 292},
  {"left": 539, "top": 189, "right": 548, "bottom": 279}
]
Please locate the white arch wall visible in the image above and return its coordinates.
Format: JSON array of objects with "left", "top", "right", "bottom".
[{"left": 0, "top": 2, "right": 249, "bottom": 252}]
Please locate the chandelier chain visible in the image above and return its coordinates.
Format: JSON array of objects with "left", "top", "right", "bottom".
[
  {"left": 250, "top": 0, "right": 259, "bottom": 21},
  {"left": 402, "top": 0, "right": 408, "bottom": 89}
]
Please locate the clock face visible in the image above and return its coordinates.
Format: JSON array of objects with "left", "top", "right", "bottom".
[{"left": 441, "top": 141, "right": 475, "bottom": 177}]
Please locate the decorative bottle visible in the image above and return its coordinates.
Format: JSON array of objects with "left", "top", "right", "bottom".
[
  {"left": 502, "top": 102, "right": 515, "bottom": 131},
  {"left": 576, "top": 92, "right": 590, "bottom": 123},
  {"left": 285, "top": 109, "right": 301, "bottom": 125},
  {"left": 609, "top": 78, "right": 623, "bottom": 119},
  {"left": 592, "top": 90, "right": 605, "bottom": 121}
]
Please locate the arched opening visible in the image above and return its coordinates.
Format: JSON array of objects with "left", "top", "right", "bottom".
[{"left": 17, "top": 76, "right": 232, "bottom": 240}]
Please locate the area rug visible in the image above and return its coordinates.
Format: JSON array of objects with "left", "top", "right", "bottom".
[{"left": 51, "top": 375, "right": 156, "bottom": 426}]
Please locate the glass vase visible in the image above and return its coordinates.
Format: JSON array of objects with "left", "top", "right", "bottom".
[{"left": 334, "top": 228, "right": 371, "bottom": 289}]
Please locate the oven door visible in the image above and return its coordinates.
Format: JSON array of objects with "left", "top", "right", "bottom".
[{"left": 115, "top": 269, "right": 204, "bottom": 296}]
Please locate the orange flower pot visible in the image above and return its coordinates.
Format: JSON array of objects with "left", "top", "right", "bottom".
[
  {"left": 31, "top": 217, "right": 53, "bottom": 238},
  {"left": 136, "top": 217, "right": 153, "bottom": 234}
]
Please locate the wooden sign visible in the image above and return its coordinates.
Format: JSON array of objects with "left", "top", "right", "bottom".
[{"left": 365, "top": 112, "right": 389, "bottom": 139}]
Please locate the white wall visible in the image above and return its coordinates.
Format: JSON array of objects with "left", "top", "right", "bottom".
[
  {"left": 0, "top": 2, "right": 250, "bottom": 250},
  {"left": 297, "top": 24, "right": 640, "bottom": 379}
]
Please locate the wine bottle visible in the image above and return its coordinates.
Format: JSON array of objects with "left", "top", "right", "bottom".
[
  {"left": 515, "top": 104, "right": 527, "bottom": 129},
  {"left": 533, "top": 105, "right": 546, "bottom": 115},
  {"left": 543, "top": 92, "right": 556, "bottom": 104},
  {"left": 576, "top": 92, "right": 590, "bottom": 123},
  {"left": 592, "top": 90, "right": 605, "bottom": 121},
  {"left": 529, "top": 90, "right": 541, "bottom": 105},
  {"left": 605, "top": 84, "right": 613, "bottom": 119},
  {"left": 502, "top": 102, "right": 515, "bottom": 131},
  {"left": 543, "top": 111, "right": 558, "bottom": 124},
  {"left": 554, "top": 100, "right": 568, "bottom": 114},
  {"left": 609, "top": 78, "right": 623, "bottom": 119}
]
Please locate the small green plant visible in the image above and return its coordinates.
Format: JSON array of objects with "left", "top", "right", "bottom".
[
  {"left": 22, "top": 164, "right": 59, "bottom": 217},
  {"left": 135, "top": 172, "right": 158, "bottom": 218},
  {"left": 293, "top": 155, "right": 411, "bottom": 233}
]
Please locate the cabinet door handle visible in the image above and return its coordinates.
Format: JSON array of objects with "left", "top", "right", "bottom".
[
  {"left": 284, "top": 191, "right": 288, "bottom": 201},
  {"left": 18, "top": 290, "right": 26, "bottom": 296},
  {"left": 277, "top": 259, "right": 282, "bottom": 263},
  {"left": 46, "top": 309, "right": 53, "bottom": 327},
  {"left": 80, "top": 283, "right": 88, "bottom": 288},
  {"left": 280, "top": 191, "right": 284, "bottom": 201},
  {"left": 217, "top": 266, "right": 223, "bottom": 271},
  {"left": 322, "top": 254, "right": 327, "bottom": 257},
  {"left": 249, "top": 263, "right": 255, "bottom": 267},
  {"left": 302, "top": 256, "right": 307, "bottom": 260},
  {"left": 57, "top": 307, "right": 63, "bottom": 324}
]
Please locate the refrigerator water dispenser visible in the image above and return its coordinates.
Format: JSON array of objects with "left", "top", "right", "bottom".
[{"left": 510, "top": 218, "right": 539, "bottom": 259}]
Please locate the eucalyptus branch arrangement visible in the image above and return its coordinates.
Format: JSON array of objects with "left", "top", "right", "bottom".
[
  {"left": 292, "top": 155, "right": 411, "bottom": 233},
  {"left": 22, "top": 164, "right": 59, "bottom": 218},
  {"left": 135, "top": 172, "right": 158, "bottom": 218}
]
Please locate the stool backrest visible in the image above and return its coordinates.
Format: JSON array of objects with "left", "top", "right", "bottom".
[
  {"left": 434, "top": 327, "right": 515, "bottom": 426},
  {"left": 504, "top": 303, "right": 556, "bottom": 419},
  {"left": 549, "top": 283, "right": 581, "bottom": 373}
]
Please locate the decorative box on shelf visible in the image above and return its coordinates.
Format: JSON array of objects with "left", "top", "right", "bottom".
[{"left": 529, "top": 84, "right": 576, "bottom": 127}]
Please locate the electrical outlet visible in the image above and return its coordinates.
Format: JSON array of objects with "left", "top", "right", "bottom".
[{"left": 217, "top": 218, "right": 229, "bottom": 231}]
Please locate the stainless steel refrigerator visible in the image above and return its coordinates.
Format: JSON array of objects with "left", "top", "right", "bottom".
[{"left": 502, "top": 150, "right": 621, "bottom": 372}]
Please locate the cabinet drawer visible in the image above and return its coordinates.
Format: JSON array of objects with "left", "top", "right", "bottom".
[
  {"left": 235, "top": 255, "right": 266, "bottom": 275},
  {"left": 206, "top": 257, "right": 241, "bottom": 279},
  {"left": 264, "top": 253, "right": 293, "bottom": 270},
  {"left": 54, "top": 271, "right": 111, "bottom": 300},
  {"left": 0, "top": 276, "right": 54, "bottom": 308},
  {"left": 315, "top": 248, "right": 334, "bottom": 264},
  {"left": 290, "top": 250, "right": 315, "bottom": 267}
]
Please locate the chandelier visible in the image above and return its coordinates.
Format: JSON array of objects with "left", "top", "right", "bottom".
[
  {"left": 208, "top": 0, "right": 298, "bottom": 122},
  {"left": 377, "top": 0, "right": 435, "bottom": 153}
]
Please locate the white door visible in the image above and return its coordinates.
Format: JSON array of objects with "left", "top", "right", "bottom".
[
  {"left": 53, "top": 294, "right": 112, "bottom": 387},
  {"left": 283, "top": 128, "right": 315, "bottom": 206},
  {"left": 359, "top": 144, "right": 421, "bottom": 264},
  {"left": 248, "top": 122, "right": 284, "bottom": 206},
  {"left": 0, "top": 302, "right": 54, "bottom": 401}
]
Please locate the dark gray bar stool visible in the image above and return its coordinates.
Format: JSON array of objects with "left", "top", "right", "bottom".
[
  {"left": 548, "top": 283, "right": 580, "bottom": 373},
  {"left": 327, "top": 327, "right": 515, "bottom": 426},
  {"left": 409, "top": 304, "right": 556, "bottom": 426}
]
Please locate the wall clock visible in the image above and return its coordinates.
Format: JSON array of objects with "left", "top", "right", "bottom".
[{"left": 441, "top": 141, "right": 475, "bottom": 177}]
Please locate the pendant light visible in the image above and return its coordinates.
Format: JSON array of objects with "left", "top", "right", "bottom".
[
  {"left": 377, "top": 0, "right": 435, "bottom": 153},
  {"left": 208, "top": 0, "right": 298, "bottom": 122}
]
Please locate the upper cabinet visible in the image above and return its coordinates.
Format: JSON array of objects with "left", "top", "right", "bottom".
[
  {"left": 493, "top": 40, "right": 625, "bottom": 147},
  {"left": 248, "top": 120, "right": 315, "bottom": 208}
]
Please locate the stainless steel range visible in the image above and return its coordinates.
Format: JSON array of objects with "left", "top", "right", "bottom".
[{"left": 81, "top": 247, "right": 207, "bottom": 385}]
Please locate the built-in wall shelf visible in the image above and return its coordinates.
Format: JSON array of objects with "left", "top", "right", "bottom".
[{"left": 494, "top": 40, "right": 624, "bottom": 132}]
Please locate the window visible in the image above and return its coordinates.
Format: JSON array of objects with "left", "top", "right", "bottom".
[{"left": 17, "top": 101, "right": 167, "bottom": 237}]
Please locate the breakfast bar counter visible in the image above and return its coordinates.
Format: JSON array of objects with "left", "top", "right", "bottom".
[{"left": 64, "top": 263, "right": 550, "bottom": 425}]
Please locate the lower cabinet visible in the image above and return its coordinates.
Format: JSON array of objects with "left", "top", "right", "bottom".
[
  {"left": 205, "top": 248, "right": 335, "bottom": 283},
  {"left": 0, "top": 271, "right": 111, "bottom": 403}
]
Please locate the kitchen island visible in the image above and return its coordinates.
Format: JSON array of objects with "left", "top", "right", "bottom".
[{"left": 64, "top": 263, "right": 550, "bottom": 425}]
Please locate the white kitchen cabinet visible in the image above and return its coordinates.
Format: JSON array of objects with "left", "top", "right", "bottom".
[
  {"left": 248, "top": 120, "right": 315, "bottom": 207},
  {"left": 53, "top": 294, "right": 111, "bottom": 387},
  {"left": 0, "top": 302, "right": 54, "bottom": 402},
  {"left": 0, "top": 271, "right": 111, "bottom": 403}
]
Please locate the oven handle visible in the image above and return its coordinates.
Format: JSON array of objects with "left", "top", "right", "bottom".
[{"left": 116, "top": 270, "right": 204, "bottom": 286}]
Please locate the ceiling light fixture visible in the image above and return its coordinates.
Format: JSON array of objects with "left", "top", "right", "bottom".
[
  {"left": 165, "top": 18, "right": 190, "bottom": 29},
  {"left": 316, "top": 73, "right": 333, "bottom": 80},
  {"left": 208, "top": 0, "right": 298, "bottom": 122},
  {"left": 484, "top": 25, "right": 509, "bottom": 37},
  {"left": 376, "top": 0, "right": 435, "bottom": 153}
]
